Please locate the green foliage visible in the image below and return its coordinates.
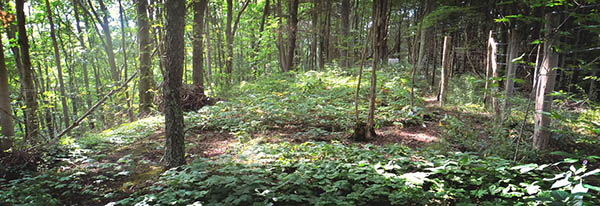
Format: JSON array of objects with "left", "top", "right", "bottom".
[
  {"left": 107, "top": 142, "right": 600, "bottom": 206},
  {"left": 186, "top": 67, "right": 423, "bottom": 136}
]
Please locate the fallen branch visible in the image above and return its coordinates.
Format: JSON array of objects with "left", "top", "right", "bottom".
[{"left": 55, "top": 70, "right": 138, "bottom": 140}]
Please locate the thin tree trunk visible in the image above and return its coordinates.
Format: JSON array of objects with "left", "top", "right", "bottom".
[
  {"left": 205, "top": 9, "right": 212, "bottom": 92},
  {"left": 193, "top": 0, "right": 208, "bottom": 91},
  {"left": 533, "top": 13, "right": 559, "bottom": 150},
  {"left": 319, "top": 0, "right": 332, "bottom": 69},
  {"left": 136, "top": 0, "right": 155, "bottom": 116},
  {"left": 251, "top": 0, "right": 270, "bottom": 76},
  {"left": 224, "top": 0, "right": 250, "bottom": 83},
  {"left": 73, "top": 0, "right": 94, "bottom": 130},
  {"left": 16, "top": 0, "right": 39, "bottom": 141},
  {"left": 483, "top": 31, "right": 492, "bottom": 105},
  {"left": 45, "top": 0, "right": 70, "bottom": 129},
  {"left": 285, "top": 0, "right": 299, "bottom": 71},
  {"left": 366, "top": 0, "right": 386, "bottom": 139},
  {"left": 311, "top": 0, "right": 319, "bottom": 70},
  {"left": 503, "top": 29, "right": 519, "bottom": 119},
  {"left": 92, "top": 57, "right": 106, "bottom": 128},
  {"left": 438, "top": 36, "right": 452, "bottom": 107},
  {"left": 341, "top": 0, "right": 350, "bottom": 68},
  {"left": 92, "top": 0, "right": 120, "bottom": 82},
  {"left": 0, "top": 24, "right": 14, "bottom": 150},
  {"left": 118, "top": 0, "right": 133, "bottom": 121},
  {"left": 589, "top": 67, "right": 598, "bottom": 99}
]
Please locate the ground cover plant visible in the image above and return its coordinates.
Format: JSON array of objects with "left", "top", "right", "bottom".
[
  {"left": 2, "top": 67, "right": 599, "bottom": 205},
  {"left": 1, "top": 0, "right": 600, "bottom": 205}
]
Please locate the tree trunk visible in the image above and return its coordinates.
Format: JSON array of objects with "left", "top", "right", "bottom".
[
  {"left": 205, "top": 9, "right": 212, "bottom": 91},
  {"left": 92, "top": 57, "right": 106, "bottom": 128},
  {"left": 319, "top": 0, "right": 332, "bottom": 69},
  {"left": 438, "top": 36, "right": 452, "bottom": 107},
  {"left": 366, "top": 0, "right": 387, "bottom": 139},
  {"left": 484, "top": 31, "right": 492, "bottom": 105},
  {"left": 94, "top": 0, "right": 120, "bottom": 83},
  {"left": 72, "top": 0, "right": 94, "bottom": 130},
  {"left": 533, "top": 13, "right": 559, "bottom": 150},
  {"left": 489, "top": 33, "right": 501, "bottom": 118},
  {"left": 137, "top": 0, "right": 155, "bottom": 116},
  {"left": 341, "top": 0, "right": 350, "bottom": 68},
  {"left": 589, "top": 67, "right": 597, "bottom": 100},
  {"left": 16, "top": 0, "right": 39, "bottom": 141},
  {"left": 118, "top": 0, "right": 133, "bottom": 122},
  {"left": 193, "top": 0, "right": 208, "bottom": 92},
  {"left": 284, "top": 0, "right": 299, "bottom": 71},
  {"left": 0, "top": 25, "right": 14, "bottom": 151},
  {"left": 224, "top": 0, "right": 250, "bottom": 83},
  {"left": 164, "top": 0, "right": 186, "bottom": 168},
  {"left": 46, "top": 0, "right": 70, "bottom": 130},
  {"left": 503, "top": 29, "right": 519, "bottom": 119},
  {"left": 311, "top": 0, "right": 319, "bottom": 70}
]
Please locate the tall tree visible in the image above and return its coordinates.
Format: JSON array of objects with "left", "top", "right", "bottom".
[
  {"left": 366, "top": 0, "right": 387, "bottom": 139},
  {"left": 163, "top": 0, "right": 186, "bottom": 168},
  {"left": 533, "top": 13, "right": 559, "bottom": 150},
  {"left": 503, "top": 29, "right": 520, "bottom": 119},
  {"left": 88, "top": 0, "right": 120, "bottom": 83},
  {"left": 72, "top": 0, "right": 95, "bottom": 129},
  {"left": 137, "top": 0, "right": 155, "bottom": 115},
  {"left": 16, "top": 0, "right": 39, "bottom": 141},
  {"left": 340, "top": 0, "right": 350, "bottom": 68},
  {"left": 373, "top": 0, "right": 388, "bottom": 64},
  {"left": 318, "top": 0, "right": 331, "bottom": 68},
  {"left": 0, "top": 16, "right": 14, "bottom": 151},
  {"left": 438, "top": 36, "right": 452, "bottom": 107},
  {"left": 224, "top": 0, "right": 250, "bottom": 81},
  {"left": 45, "top": 0, "right": 70, "bottom": 130},
  {"left": 310, "top": 0, "right": 318, "bottom": 70},
  {"left": 282, "top": 0, "right": 299, "bottom": 72},
  {"left": 193, "top": 0, "right": 208, "bottom": 92},
  {"left": 117, "top": 0, "right": 134, "bottom": 122}
]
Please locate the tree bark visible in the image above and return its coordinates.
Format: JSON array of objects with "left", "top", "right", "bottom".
[
  {"left": 284, "top": 0, "right": 299, "bottom": 72},
  {"left": 164, "top": 0, "right": 186, "bottom": 168},
  {"left": 96, "top": 0, "right": 120, "bottom": 82},
  {"left": 503, "top": 29, "right": 519, "bottom": 119},
  {"left": 341, "top": 0, "right": 350, "bottom": 68},
  {"left": 311, "top": 0, "right": 319, "bottom": 70},
  {"left": 224, "top": 0, "right": 250, "bottom": 82},
  {"left": 318, "top": 0, "right": 331, "bottom": 69},
  {"left": 438, "top": 36, "right": 452, "bottom": 107},
  {"left": 533, "top": 13, "right": 559, "bottom": 150},
  {"left": 589, "top": 67, "right": 597, "bottom": 100},
  {"left": 0, "top": 22, "right": 14, "bottom": 150},
  {"left": 45, "top": 0, "right": 70, "bottom": 130},
  {"left": 193, "top": 0, "right": 208, "bottom": 92},
  {"left": 118, "top": 0, "right": 133, "bottom": 122},
  {"left": 16, "top": 0, "right": 39, "bottom": 141},
  {"left": 136, "top": 0, "right": 155, "bottom": 116},
  {"left": 72, "top": 0, "right": 94, "bottom": 130},
  {"left": 366, "top": 0, "right": 386, "bottom": 139}
]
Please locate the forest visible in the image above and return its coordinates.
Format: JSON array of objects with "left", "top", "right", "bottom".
[{"left": 0, "top": 0, "right": 599, "bottom": 205}]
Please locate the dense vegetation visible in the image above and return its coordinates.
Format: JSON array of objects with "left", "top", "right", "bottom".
[{"left": 0, "top": 0, "right": 599, "bottom": 205}]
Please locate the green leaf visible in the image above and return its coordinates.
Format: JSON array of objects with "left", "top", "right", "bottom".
[
  {"left": 583, "top": 184, "right": 600, "bottom": 192},
  {"left": 551, "top": 174, "right": 572, "bottom": 189},
  {"left": 581, "top": 169, "right": 600, "bottom": 178},
  {"left": 512, "top": 163, "right": 538, "bottom": 174},
  {"left": 572, "top": 183, "right": 589, "bottom": 194}
]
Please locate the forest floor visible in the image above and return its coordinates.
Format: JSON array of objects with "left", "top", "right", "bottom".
[
  {"left": 2, "top": 68, "right": 598, "bottom": 205},
  {"left": 68, "top": 95, "right": 482, "bottom": 205}
]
